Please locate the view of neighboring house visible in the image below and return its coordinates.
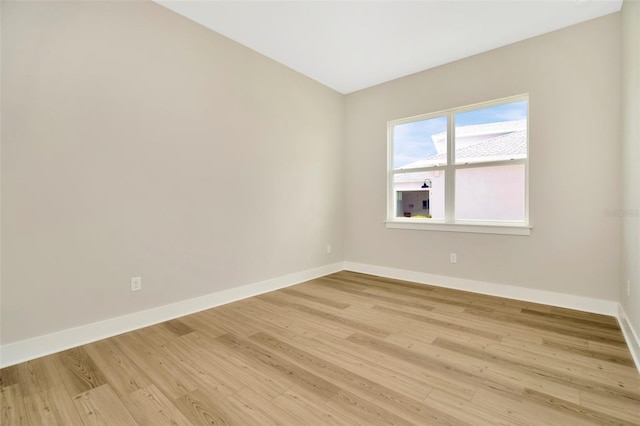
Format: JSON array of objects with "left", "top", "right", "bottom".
[{"left": 394, "top": 119, "right": 527, "bottom": 221}]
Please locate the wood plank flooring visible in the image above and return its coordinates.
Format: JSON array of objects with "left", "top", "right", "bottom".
[{"left": 1, "top": 271, "right": 639, "bottom": 425}]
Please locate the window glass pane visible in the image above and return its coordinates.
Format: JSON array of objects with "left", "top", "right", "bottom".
[
  {"left": 455, "top": 164, "right": 525, "bottom": 221},
  {"left": 454, "top": 100, "right": 527, "bottom": 165},
  {"left": 393, "top": 116, "right": 447, "bottom": 170},
  {"left": 393, "top": 170, "right": 445, "bottom": 219}
]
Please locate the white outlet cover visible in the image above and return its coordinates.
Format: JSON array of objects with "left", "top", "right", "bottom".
[{"left": 131, "top": 276, "right": 142, "bottom": 292}]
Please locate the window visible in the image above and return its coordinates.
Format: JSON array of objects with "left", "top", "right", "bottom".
[{"left": 387, "top": 95, "right": 530, "bottom": 235}]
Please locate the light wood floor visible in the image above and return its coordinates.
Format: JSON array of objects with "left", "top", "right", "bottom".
[{"left": 1, "top": 271, "right": 639, "bottom": 425}]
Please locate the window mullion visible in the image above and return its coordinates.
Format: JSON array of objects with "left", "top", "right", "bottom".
[{"left": 445, "top": 113, "right": 455, "bottom": 223}]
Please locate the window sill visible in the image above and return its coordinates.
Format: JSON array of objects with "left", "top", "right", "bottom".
[{"left": 385, "top": 220, "right": 532, "bottom": 235}]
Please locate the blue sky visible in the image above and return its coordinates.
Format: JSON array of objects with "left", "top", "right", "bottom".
[{"left": 393, "top": 100, "right": 527, "bottom": 169}]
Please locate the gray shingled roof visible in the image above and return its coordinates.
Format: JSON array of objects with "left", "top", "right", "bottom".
[
  {"left": 397, "top": 119, "right": 527, "bottom": 170},
  {"left": 426, "top": 129, "right": 527, "bottom": 164},
  {"left": 394, "top": 128, "right": 527, "bottom": 183}
]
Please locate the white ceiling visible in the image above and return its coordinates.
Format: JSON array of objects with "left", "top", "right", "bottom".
[{"left": 155, "top": 0, "right": 622, "bottom": 94}]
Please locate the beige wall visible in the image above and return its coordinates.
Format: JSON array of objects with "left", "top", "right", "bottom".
[
  {"left": 344, "top": 14, "right": 622, "bottom": 300},
  {"left": 621, "top": 0, "right": 640, "bottom": 337},
  {"left": 1, "top": 1, "right": 344, "bottom": 343}
]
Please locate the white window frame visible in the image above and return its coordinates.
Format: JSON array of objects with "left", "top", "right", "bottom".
[{"left": 386, "top": 94, "right": 531, "bottom": 236}]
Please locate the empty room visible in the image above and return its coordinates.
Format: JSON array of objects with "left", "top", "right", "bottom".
[{"left": 1, "top": 0, "right": 639, "bottom": 424}]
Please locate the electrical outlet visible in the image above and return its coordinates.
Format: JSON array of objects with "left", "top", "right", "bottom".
[
  {"left": 326, "top": 244, "right": 332, "bottom": 254},
  {"left": 450, "top": 253, "right": 457, "bottom": 263},
  {"left": 131, "top": 276, "right": 142, "bottom": 292}
]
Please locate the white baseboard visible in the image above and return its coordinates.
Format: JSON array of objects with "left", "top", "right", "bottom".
[
  {"left": 344, "top": 262, "right": 620, "bottom": 316},
  {"left": 618, "top": 305, "right": 640, "bottom": 373},
  {"left": 4, "top": 261, "right": 637, "bottom": 374},
  {"left": 0, "top": 262, "right": 345, "bottom": 368}
]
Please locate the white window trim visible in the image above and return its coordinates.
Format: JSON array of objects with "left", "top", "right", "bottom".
[
  {"left": 387, "top": 94, "right": 530, "bottom": 235},
  {"left": 384, "top": 220, "right": 532, "bottom": 235}
]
